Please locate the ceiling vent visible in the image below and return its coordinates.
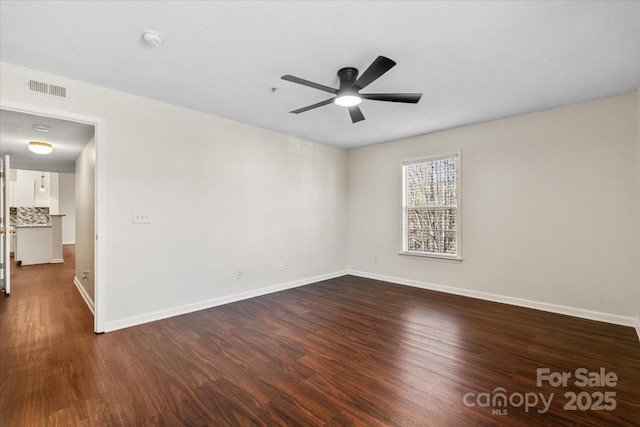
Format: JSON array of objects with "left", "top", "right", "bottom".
[{"left": 25, "top": 77, "right": 68, "bottom": 99}]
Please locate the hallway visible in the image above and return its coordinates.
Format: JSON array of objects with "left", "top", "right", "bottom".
[{"left": 0, "top": 245, "right": 95, "bottom": 424}]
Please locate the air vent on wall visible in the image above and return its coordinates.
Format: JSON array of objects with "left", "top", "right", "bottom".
[
  {"left": 48, "top": 84, "right": 67, "bottom": 98},
  {"left": 25, "top": 77, "right": 68, "bottom": 99}
]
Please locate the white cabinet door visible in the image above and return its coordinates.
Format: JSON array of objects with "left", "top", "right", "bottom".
[
  {"left": 13, "top": 171, "right": 35, "bottom": 207},
  {"left": 11, "top": 170, "right": 51, "bottom": 208}
]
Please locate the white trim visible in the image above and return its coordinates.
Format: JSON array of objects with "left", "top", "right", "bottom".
[
  {"left": 635, "top": 319, "right": 640, "bottom": 342},
  {"left": 103, "top": 270, "right": 348, "bottom": 332},
  {"left": 0, "top": 99, "right": 106, "bottom": 333},
  {"left": 401, "top": 152, "right": 462, "bottom": 260},
  {"left": 73, "top": 276, "right": 95, "bottom": 315},
  {"left": 94, "top": 116, "right": 106, "bottom": 333},
  {"left": 63, "top": 241, "right": 76, "bottom": 245},
  {"left": 348, "top": 270, "right": 637, "bottom": 327},
  {"left": 51, "top": 258, "right": 64, "bottom": 264},
  {"left": 402, "top": 153, "right": 458, "bottom": 165},
  {"left": 398, "top": 251, "right": 462, "bottom": 262}
]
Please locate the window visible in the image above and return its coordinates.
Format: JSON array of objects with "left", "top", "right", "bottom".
[{"left": 402, "top": 154, "right": 460, "bottom": 259}]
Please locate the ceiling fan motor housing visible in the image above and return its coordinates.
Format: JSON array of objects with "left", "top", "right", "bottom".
[{"left": 338, "top": 67, "right": 359, "bottom": 90}]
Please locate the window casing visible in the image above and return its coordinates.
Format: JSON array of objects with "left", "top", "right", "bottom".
[{"left": 402, "top": 154, "right": 460, "bottom": 260}]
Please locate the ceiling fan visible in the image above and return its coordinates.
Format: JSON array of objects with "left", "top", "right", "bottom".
[{"left": 281, "top": 56, "right": 422, "bottom": 123}]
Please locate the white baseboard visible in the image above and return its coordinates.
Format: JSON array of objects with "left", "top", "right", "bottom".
[
  {"left": 635, "top": 319, "right": 640, "bottom": 342},
  {"left": 73, "top": 276, "right": 95, "bottom": 315},
  {"left": 348, "top": 270, "right": 637, "bottom": 328},
  {"left": 51, "top": 258, "right": 64, "bottom": 264},
  {"left": 103, "top": 270, "right": 349, "bottom": 332},
  {"left": 63, "top": 241, "right": 75, "bottom": 245}
]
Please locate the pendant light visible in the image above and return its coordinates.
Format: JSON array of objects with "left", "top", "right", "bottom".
[{"left": 39, "top": 172, "right": 46, "bottom": 192}]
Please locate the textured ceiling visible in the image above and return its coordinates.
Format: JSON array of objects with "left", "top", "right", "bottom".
[{"left": 1, "top": 1, "right": 639, "bottom": 149}]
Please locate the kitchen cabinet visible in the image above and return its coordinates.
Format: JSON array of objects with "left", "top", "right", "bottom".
[
  {"left": 14, "top": 215, "right": 65, "bottom": 265},
  {"left": 10, "top": 170, "right": 56, "bottom": 208},
  {"left": 12, "top": 173, "right": 36, "bottom": 207},
  {"left": 49, "top": 215, "right": 64, "bottom": 262},
  {"left": 15, "top": 225, "right": 52, "bottom": 265}
]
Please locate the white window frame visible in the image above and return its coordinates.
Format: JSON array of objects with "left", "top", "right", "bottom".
[{"left": 400, "top": 152, "right": 462, "bottom": 261}]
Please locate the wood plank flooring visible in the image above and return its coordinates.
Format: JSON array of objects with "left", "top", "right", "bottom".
[{"left": 1, "top": 248, "right": 639, "bottom": 426}]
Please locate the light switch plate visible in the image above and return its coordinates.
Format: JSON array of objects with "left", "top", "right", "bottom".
[{"left": 132, "top": 211, "right": 151, "bottom": 224}]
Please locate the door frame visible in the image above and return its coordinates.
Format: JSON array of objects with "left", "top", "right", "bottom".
[
  {"left": 1, "top": 155, "right": 10, "bottom": 296},
  {"left": 0, "top": 99, "right": 106, "bottom": 333}
]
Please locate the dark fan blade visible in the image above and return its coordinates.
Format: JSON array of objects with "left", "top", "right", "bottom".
[
  {"left": 361, "top": 93, "right": 422, "bottom": 103},
  {"left": 290, "top": 98, "right": 335, "bottom": 114},
  {"left": 353, "top": 56, "right": 396, "bottom": 90},
  {"left": 281, "top": 75, "right": 338, "bottom": 94},
  {"left": 348, "top": 106, "right": 365, "bottom": 123}
]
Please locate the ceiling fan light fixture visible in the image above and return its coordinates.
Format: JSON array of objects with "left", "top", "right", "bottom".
[
  {"left": 334, "top": 94, "right": 362, "bottom": 107},
  {"left": 282, "top": 56, "right": 421, "bottom": 123},
  {"left": 28, "top": 141, "right": 53, "bottom": 155}
]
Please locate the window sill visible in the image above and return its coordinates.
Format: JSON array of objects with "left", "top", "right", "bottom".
[{"left": 398, "top": 251, "right": 462, "bottom": 263}]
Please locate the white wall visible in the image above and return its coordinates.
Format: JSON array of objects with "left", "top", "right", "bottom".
[
  {"left": 0, "top": 62, "right": 348, "bottom": 330},
  {"left": 637, "top": 89, "right": 640, "bottom": 334},
  {"left": 58, "top": 173, "right": 76, "bottom": 244},
  {"left": 348, "top": 93, "right": 639, "bottom": 320},
  {"left": 2, "top": 61, "right": 633, "bottom": 332},
  {"left": 49, "top": 172, "right": 59, "bottom": 213},
  {"left": 75, "top": 139, "right": 94, "bottom": 302}
]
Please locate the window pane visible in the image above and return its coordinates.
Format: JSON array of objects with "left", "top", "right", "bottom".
[
  {"left": 406, "top": 229, "right": 457, "bottom": 254},
  {"left": 406, "top": 158, "right": 457, "bottom": 207},
  {"left": 406, "top": 209, "right": 457, "bottom": 254},
  {"left": 403, "top": 155, "right": 459, "bottom": 256}
]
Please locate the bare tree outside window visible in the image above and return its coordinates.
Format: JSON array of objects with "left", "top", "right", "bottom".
[{"left": 402, "top": 156, "right": 459, "bottom": 257}]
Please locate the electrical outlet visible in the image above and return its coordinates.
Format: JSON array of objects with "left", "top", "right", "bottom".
[
  {"left": 279, "top": 262, "right": 285, "bottom": 271},
  {"left": 132, "top": 211, "right": 151, "bottom": 224},
  {"left": 237, "top": 269, "right": 242, "bottom": 279}
]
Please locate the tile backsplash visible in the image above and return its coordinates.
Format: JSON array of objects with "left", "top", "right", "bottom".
[{"left": 10, "top": 207, "right": 50, "bottom": 225}]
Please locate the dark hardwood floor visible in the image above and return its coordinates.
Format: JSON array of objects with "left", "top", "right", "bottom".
[{"left": 1, "top": 249, "right": 639, "bottom": 426}]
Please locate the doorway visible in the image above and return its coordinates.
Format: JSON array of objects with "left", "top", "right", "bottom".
[{"left": 0, "top": 103, "right": 104, "bottom": 332}]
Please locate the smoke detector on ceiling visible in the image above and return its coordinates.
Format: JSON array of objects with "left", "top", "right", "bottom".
[
  {"left": 142, "top": 30, "right": 164, "bottom": 47},
  {"left": 33, "top": 124, "right": 50, "bottom": 133}
]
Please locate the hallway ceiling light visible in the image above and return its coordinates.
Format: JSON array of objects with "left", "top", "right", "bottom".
[{"left": 28, "top": 141, "right": 53, "bottom": 155}]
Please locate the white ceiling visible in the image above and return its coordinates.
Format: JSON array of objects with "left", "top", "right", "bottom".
[
  {"left": 1, "top": 1, "right": 639, "bottom": 150},
  {"left": 0, "top": 109, "right": 94, "bottom": 173}
]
